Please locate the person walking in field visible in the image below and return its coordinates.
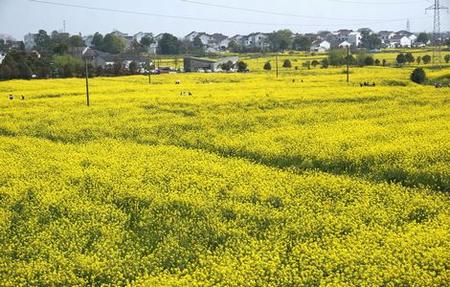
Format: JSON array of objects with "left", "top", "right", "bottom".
[{"left": 8, "top": 94, "right": 14, "bottom": 100}]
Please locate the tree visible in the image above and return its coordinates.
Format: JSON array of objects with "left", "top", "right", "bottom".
[
  {"left": 283, "top": 59, "right": 292, "bottom": 68},
  {"left": 221, "top": 61, "right": 233, "bottom": 71},
  {"left": 102, "top": 33, "right": 125, "bottom": 54},
  {"left": 321, "top": 58, "right": 329, "bottom": 68},
  {"left": 35, "top": 30, "right": 51, "bottom": 53},
  {"left": 228, "top": 41, "right": 241, "bottom": 53},
  {"left": 311, "top": 60, "right": 320, "bottom": 68},
  {"left": 444, "top": 54, "right": 450, "bottom": 63},
  {"left": 237, "top": 61, "right": 248, "bottom": 72},
  {"left": 356, "top": 50, "right": 369, "bottom": 66},
  {"left": 0, "top": 39, "right": 5, "bottom": 51},
  {"left": 0, "top": 64, "right": 12, "bottom": 80},
  {"left": 293, "top": 36, "right": 312, "bottom": 51},
  {"left": 328, "top": 49, "right": 346, "bottom": 66},
  {"left": 140, "top": 36, "right": 154, "bottom": 47},
  {"left": 68, "top": 35, "right": 85, "bottom": 47},
  {"left": 128, "top": 61, "right": 138, "bottom": 74},
  {"left": 416, "top": 56, "right": 422, "bottom": 64},
  {"left": 158, "top": 33, "right": 181, "bottom": 55},
  {"left": 364, "top": 56, "right": 375, "bottom": 66},
  {"left": 405, "top": 52, "right": 415, "bottom": 64},
  {"left": 192, "top": 36, "right": 205, "bottom": 55},
  {"left": 263, "top": 62, "right": 272, "bottom": 71},
  {"left": 374, "top": 59, "right": 381, "bottom": 65},
  {"left": 417, "top": 33, "right": 429, "bottom": 44},
  {"left": 268, "top": 29, "right": 293, "bottom": 51},
  {"left": 17, "top": 61, "right": 33, "bottom": 79},
  {"left": 361, "top": 31, "right": 382, "bottom": 50},
  {"left": 382, "top": 59, "right": 387, "bottom": 67},
  {"left": 422, "top": 55, "right": 432, "bottom": 64},
  {"left": 396, "top": 53, "right": 407, "bottom": 65},
  {"left": 92, "top": 32, "right": 104, "bottom": 49},
  {"left": 411, "top": 68, "right": 426, "bottom": 84},
  {"left": 113, "top": 62, "right": 123, "bottom": 75}
]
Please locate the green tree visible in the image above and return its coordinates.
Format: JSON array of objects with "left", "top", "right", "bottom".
[
  {"left": 321, "top": 58, "right": 329, "bottom": 68},
  {"left": 221, "top": 61, "right": 233, "bottom": 71},
  {"left": 0, "top": 64, "right": 12, "bottom": 80},
  {"left": 405, "top": 52, "right": 415, "bottom": 64},
  {"left": 396, "top": 53, "right": 407, "bottom": 65},
  {"left": 237, "top": 61, "right": 248, "bottom": 72},
  {"left": 361, "top": 32, "right": 382, "bottom": 49},
  {"left": 417, "top": 33, "right": 429, "bottom": 44},
  {"left": 422, "top": 55, "right": 432, "bottom": 64},
  {"left": 263, "top": 62, "right": 272, "bottom": 71},
  {"left": 311, "top": 60, "right": 320, "bottom": 68},
  {"left": 68, "top": 35, "right": 85, "bottom": 47},
  {"left": 158, "top": 33, "right": 181, "bottom": 55},
  {"left": 328, "top": 49, "right": 346, "bottom": 66},
  {"left": 364, "top": 56, "right": 375, "bottom": 66},
  {"left": 283, "top": 59, "right": 292, "bottom": 68},
  {"left": 268, "top": 29, "right": 293, "bottom": 51},
  {"left": 140, "top": 36, "right": 154, "bottom": 47},
  {"left": 411, "top": 68, "right": 426, "bottom": 84},
  {"left": 102, "top": 33, "right": 125, "bottom": 54},
  {"left": 129, "top": 61, "right": 138, "bottom": 74},
  {"left": 444, "top": 54, "right": 450, "bottom": 63},
  {"left": 416, "top": 56, "right": 421, "bottom": 64},
  {"left": 92, "top": 32, "right": 104, "bottom": 49},
  {"left": 293, "top": 36, "right": 312, "bottom": 51},
  {"left": 35, "top": 30, "right": 51, "bottom": 53}
]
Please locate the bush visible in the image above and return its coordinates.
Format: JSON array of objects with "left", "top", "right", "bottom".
[
  {"left": 396, "top": 53, "right": 407, "bottom": 65},
  {"left": 321, "top": 58, "right": 329, "bottom": 69},
  {"left": 263, "top": 62, "right": 272, "bottom": 71},
  {"left": 364, "top": 56, "right": 375, "bottom": 66},
  {"left": 422, "top": 55, "right": 432, "bottom": 65},
  {"left": 410, "top": 68, "right": 427, "bottom": 84},
  {"left": 237, "top": 61, "right": 248, "bottom": 72},
  {"left": 282, "top": 59, "right": 292, "bottom": 68},
  {"left": 444, "top": 54, "right": 450, "bottom": 64},
  {"left": 311, "top": 60, "right": 320, "bottom": 68}
]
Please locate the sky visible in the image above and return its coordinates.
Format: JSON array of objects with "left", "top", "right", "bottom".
[{"left": 0, "top": 0, "right": 449, "bottom": 40}]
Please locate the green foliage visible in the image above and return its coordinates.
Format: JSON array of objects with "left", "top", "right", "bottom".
[
  {"left": 410, "top": 68, "right": 427, "bottom": 84},
  {"left": 293, "top": 35, "right": 312, "bottom": 51},
  {"left": 417, "top": 32, "right": 429, "bottom": 44},
  {"left": 444, "top": 54, "right": 450, "bottom": 64},
  {"left": 268, "top": 29, "right": 293, "bottom": 51},
  {"left": 236, "top": 61, "right": 248, "bottom": 72},
  {"left": 405, "top": 52, "right": 415, "bottom": 64},
  {"left": 282, "top": 59, "right": 292, "bottom": 68},
  {"left": 396, "top": 53, "right": 407, "bottom": 65},
  {"left": 101, "top": 33, "right": 125, "bottom": 54},
  {"left": 328, "top": 49, "right": 347, "bottom": 66},
  {"left": 263, "top": 61, "right": 272, "bottom": 71},
  {"left": 158, "top": 33, "right": 182, "bottom": 55},
  {"left": 422, "top": 55, "right": 432, "bottom": 65}
]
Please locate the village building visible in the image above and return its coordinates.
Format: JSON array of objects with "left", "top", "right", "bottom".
[{"left": 184, "top": 56, "right": 239, "bottom": 72}]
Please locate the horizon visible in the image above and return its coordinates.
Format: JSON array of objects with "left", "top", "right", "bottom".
[{"left": 1, "top": 0, "right": 449, "bottom": 40}]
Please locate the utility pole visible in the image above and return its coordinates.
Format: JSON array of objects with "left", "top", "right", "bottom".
[
  {"left": 275, "top": 54, "right": 279, "bottom": 78},
  {"left": 406, "top": 18, "right": 411, "bottom": 32},
  {"left": 148, "top": 57, "right": 152, "bottom": 84},
  {"left": 82, "top": 48, "right": 95, "bottom": 107},
  {"left": 346, "top": 46, "right": 350, "bottom": 84},
  {"left": 425, "top": 0, "right": 448, "bottom": 64},
  {"left": 85, "top": 58, "right": 90, "bottom": 107}
]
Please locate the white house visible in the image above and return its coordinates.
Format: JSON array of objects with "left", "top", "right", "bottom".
[
  {"left": 311, "top": 40, "right": 331, "bottom": 52},
  {"left": 0, "top": 52, "right": 6, "bottom": 65},
  {"left": 389, "top": 36, "right": 413, "bottom": 48},
  {"left": 338, "top": 41, "right": 351, "bottom": 48},
  {"left": 246, "top": 33, "right": 269, "bottom": 49},
  {"left": 348, "top": 32, "right": 362, "bottom": 47}
]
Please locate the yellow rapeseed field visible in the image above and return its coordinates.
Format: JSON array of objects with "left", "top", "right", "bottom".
[{"left": 0, "top": 60, "right": 449, "bottom": 286}]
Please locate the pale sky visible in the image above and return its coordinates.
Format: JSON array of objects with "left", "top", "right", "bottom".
[{"left": 0, "top": 0, "right": 449, "bottom": 40}]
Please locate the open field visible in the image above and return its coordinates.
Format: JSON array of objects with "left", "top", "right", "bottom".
[{"left": 0, "top": 63, "right": 449, "bottom": 286}]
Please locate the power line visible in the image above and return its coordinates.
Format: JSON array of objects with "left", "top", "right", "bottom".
[
  {"left": 26, "top": 0, "right": 356, "bottom": 28},
  {"left": 327, "top": 0, "right": 427, "bottom": 4},
  {"left": 180, "top": 0, "right": 418, "bottom": 22},
  {"left": 28, "top": 0, "right": 429, "bottom": 31}
]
